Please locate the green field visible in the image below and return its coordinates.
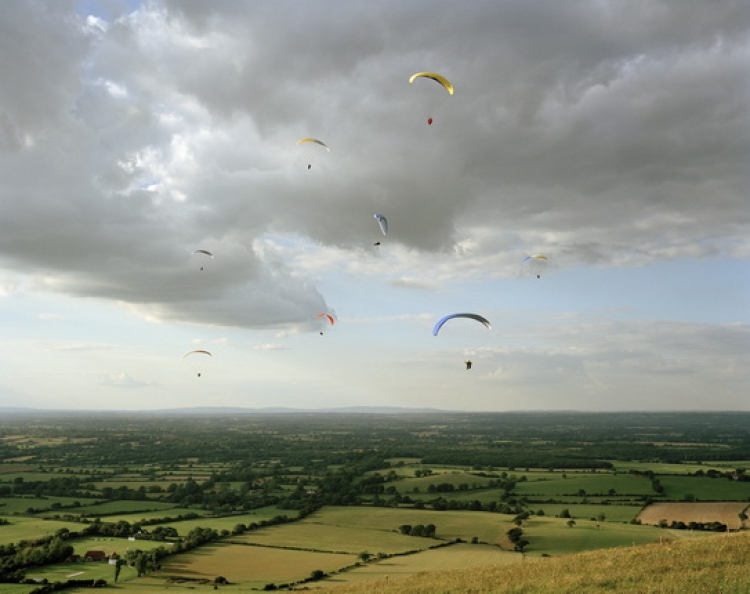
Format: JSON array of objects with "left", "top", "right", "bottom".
[
  {"left": 152, "top": 506, "right": 289, "bottom": 535},
  {"left": 24, "top": 560, "right": 137, "bottom": 586},
  {"left": 297, "top": 506, "right": 516, "bottom": 546},
  {"left": 0, "top": 516, "right": 83, "bottom": 545},
  {"left": 531, "top": 503, "right": 643, "bottom": 523},
  {"left": 67, "top": 535, "right": 174, "bottom": 555},
  {"left": 612, "top": 461, "right": 750, "bottom": 474},
  {"left": 78, "top": 506, "right": 207, "bottom": 524},
  {"left": 513, "top": 472, "right": 655, "bottom": 498},
  {"left": 0, "top": 496, "right": 99, "bottom": 515},
  {"left": 235, "top": 521, "right": 428, "bottom": 555},
  {"left": 394, "top": 472, "right": 493, "bottom": 493},
  {"left": 520, "top": 516, "right": 674, "bottom": 555},
  {"left": 0, "top": 585, "right": 32, "bottom": 594},
  {"left": 657, "top": 475, "right": 750, "bottom": 501},
  {"left": 66, "top": 499, "right": 179, "bottom": 517}
]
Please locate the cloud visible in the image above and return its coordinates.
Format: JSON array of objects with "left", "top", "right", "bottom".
[
  {"left": 37, "top": 313, "right": 64, "bottom": 321},
  {"left": 99, "top": 371, "right": 154, "bottom": 389},
  {"left": 0, "top": 0, "right": 746, "bottom": 334},
  {"left": 0, "top": 2, "right": 750, "bottom": 326}
]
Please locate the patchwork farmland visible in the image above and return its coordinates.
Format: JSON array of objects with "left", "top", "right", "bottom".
[{"left": 1, "top": 411, "right": 749, "bottom": 590}]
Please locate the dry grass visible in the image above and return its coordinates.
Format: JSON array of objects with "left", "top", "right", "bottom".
[{"left": 310, "top": 531, "right": 750, "bottom": 593}]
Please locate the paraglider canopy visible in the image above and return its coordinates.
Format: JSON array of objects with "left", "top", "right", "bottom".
[
  {"left": 317, "top": 313, "right": 335, "bottom": 326},
  {"left": 296, "top": 137, "right": 330, "bottom": 150},
  {"left": 522, "top": 254, "right": 548, "bottom": 263},
  {"left": 192, "top": 249, "right": 214, "bottom": 271},
  {"left": 296, "top": 138, "right": 330, "bottom": 170},
  {"left": 409, "top": 72, "right": 453, "bottom": 125},
  {"left": 522, "top": 254, "right": 550, "bottom": 279},
  {"left": 182, "top": 350, "right": 212, "bottom": 377},
  {"left": 374, "top": 214, "right": 388, "bottom": 236},
  {"left": 408, "top": 72, "right": 454, "bottom": 95},
  {"left": 317, "top": 313, "right": 335, "bottom": 334},
  {"left": 183, "top": 349, "right": 212, "bottom": 358},
  {"left": 433, "top": 313, "right": 491, "bottom": 336}
]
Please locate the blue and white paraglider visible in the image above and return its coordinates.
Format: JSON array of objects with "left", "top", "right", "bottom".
[{"left": 373, "top": 214, "right": 388, "bottom": 246}]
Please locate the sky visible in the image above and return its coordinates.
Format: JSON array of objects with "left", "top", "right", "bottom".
[{"left": 0, "top": 0, "right": 748, "bottom": 412}]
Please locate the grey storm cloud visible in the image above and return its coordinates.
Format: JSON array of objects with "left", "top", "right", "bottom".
[{"left": 0, "top": 0, "right": 747, "bottom": 329}]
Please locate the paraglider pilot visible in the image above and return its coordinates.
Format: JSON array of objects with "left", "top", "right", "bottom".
[{"left": 465, "top": 360, "right": 472, "bottom": 370}]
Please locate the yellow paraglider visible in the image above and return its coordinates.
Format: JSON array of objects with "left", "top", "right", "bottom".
[
  {"left": 408, "top": 72, "right": 454, "bottom": 95},
  {"left": 409, "top": 72, "right": 453, "bottom": 125},
  {"left": 296, "top": 137, "right": 330, "bottom": 150},
  {"left": 296, "top": 138, "right": 330, "bottom": 169}
]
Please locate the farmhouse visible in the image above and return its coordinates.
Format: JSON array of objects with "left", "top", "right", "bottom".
[{"left": 84, "top": 550, "right": 107, "bottom": 562}]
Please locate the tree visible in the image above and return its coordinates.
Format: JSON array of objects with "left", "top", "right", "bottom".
[
  {"left": 358, "top": 552, "right": 372, "bottom": 563},
  {"left": 567, "top": 520, "right": 576, "bottom": 528},
  {"left": 114, "top": 558, "right": 125, "bottom": 582},
  {"left": 506, "top": 527, "right": 528, "bottom": 552}
]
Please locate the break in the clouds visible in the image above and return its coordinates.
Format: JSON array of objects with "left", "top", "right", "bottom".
[{"left": 0, "top": 0, "right": 747, "bottom": 411}]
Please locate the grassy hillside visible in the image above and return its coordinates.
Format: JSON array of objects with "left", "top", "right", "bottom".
[{"left": 314, "top": 531, "right": 750, "bottom": 594}]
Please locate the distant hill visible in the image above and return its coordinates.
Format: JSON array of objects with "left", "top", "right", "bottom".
[
  {"left": 0, "top": 405, "right": 447, "bottom": 416},
  {"left": 152, "top": 405, "right": 448, "bottom": 414},
  {"left": 0, "top": 407, "right": 38, "bottom": 414},
  {"left": 314, "top": 531, "right": 750, "bottom": 593}
]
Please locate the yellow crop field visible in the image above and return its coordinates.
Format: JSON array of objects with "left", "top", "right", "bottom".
[
  {"left": 155, "top": 541, "right": 356, "bottom": 588},
  {"left": 326, "top": 543, "right": 520, "bottom": 585},
  {"left": 637, "top": 502, "right": 750, "bottom": 530}
]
